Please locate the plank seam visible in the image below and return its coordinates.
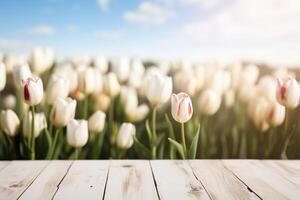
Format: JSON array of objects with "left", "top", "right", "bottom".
[
  {"left": 187, "top": 160, "right": 213, "bottom": 200},
  {"left": 102, "top": 160, "right": 110, "bottom": 200},
  {"left": 51, "top": 160, "right": 74, "bottom": 200},
  {"left": 17, "top": 161, "right": 50, "bottom": 200},
  {"left": 149, "top": 160, "right": 161, "bottom": 200},
  {"left": 222, "top": 161, "right": 263, "bottom": 200}
]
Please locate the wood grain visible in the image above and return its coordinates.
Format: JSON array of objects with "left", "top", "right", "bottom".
[
  {"left": 189, "top": 160, "right": 259, "bottom": 200},
  {"left": 224, "top": 160, "right": 300, "bottom": 200},
  {"left": 151, "top": 160, "right": 210, "bottom": 200},
  {"left": 104, "top": 160, "right": 159, "bottom": 200},
  {"left": 0, "top": 162, "right": 9, "bottom": 172},
  {"left": 19, "top": 160, "right": 72, "bottom": 200},
  {"left": 263, "top": 160, "right": 300, "bottom": 187},
  {"left": 53, "top": 160, "right": 109, "bottom": 200},
  {"left": 0, "top": 161, "right": 48, "bottom": 200}
]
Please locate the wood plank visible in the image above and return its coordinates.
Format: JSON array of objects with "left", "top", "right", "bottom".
[
  {"left": 53, "top": 160, "right": 109, "bottom": 200},
  {"left": 263, "top": 160, "right": 300, "bottom": 187},
  {"left": 19, "top": 160, "right": 72, "bottom": 200},
  {"left": 151, "top": 160, "right": 210, "bottom": 200},
  {"left": 223, "top": 160, "right": 300, "bottom": 200},
  {"left": 0, "top": 162, "right": 9, "bottom": 172},
  {"left": 0, "top": 161, "right": 48, "bottom": 200},
  {"left": 189, "top": 160, "right": 259, "bottom": 200},
  {"left": 104, "top": 160, "right": 158, "bottom": 200}
]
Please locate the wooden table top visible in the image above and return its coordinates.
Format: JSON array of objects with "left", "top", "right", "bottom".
[{"left": 0, "top": 160, "right": 299, "bottom": 200}]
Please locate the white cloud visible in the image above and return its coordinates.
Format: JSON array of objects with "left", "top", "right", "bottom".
[
  {"left": 97, "top": 0, "right": 109, "bottom": 11},
  {"left": 183, "top": 0, "right": 300, "bottom": 43},
  {"left": 123, "top": 2, "right": 174, "bottom": 26},
  {"left": 0, "top": 38, "right": 32, "bottom": 51},
  {"left": 160, "top": 0, "right": 221, "bottom": 9},
  {"left": 181, "top": 0, "right": 300, "bottom": 63},
  {"left": 24, "top": 25, "right": 56, "bottom": 36}
]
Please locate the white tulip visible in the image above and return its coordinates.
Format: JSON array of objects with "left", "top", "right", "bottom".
[
  {"left": 240, "top": 64, "right": 259, "bottom": 87},
  {"left": 21, "top": 76, "right": 44, "bottom": 106},
  {"left": 194, "top": 65, "right": 205, "bottom": 92},
  {"left": 206, "top": 70, "right": 231, "bottom": 95},
  {"left": 0, "top": 63, "right": 6, "bottom": 91},
  {"left": 2, "top": 94, "right": 16, "bottom": 109},
  {"left": 103, "top": 72, "right": 121, "bottom": 98},
  {"left": 93, "top": 70, "right": 103, "bottom": 94},
  {"left": 3, "top": 54, "right": 18, "bottom": 74},
  {"left": 145, "top": 71, "right": 172, "bottom": 106},
  {"left": 238, "top": 84, "right": 257, "bottom": 103},
  {"left": 111, "top": 56, "right": 130, "bottom": 82},
  {"left": 250, "top": 97, "right": 270, "bottom": 132},
  {"left": 257, "top": 76, "right": 277, "bottom": 102},
  {"left": 126, "top": 104, "right": 149, "bottom": 122},
  {"left": 88, "top": 111, "right": 106, "bottom": 133},
  {"left": 276, "top": 77, "right": 300, "bottom": 109},
  {"left": 117, "top": 123, "right": 136, "bottom": 149},
  {"left": 229, "top": 62, "right": 242, "bottom": 90},
  {"left": 0, "top": 109, "right": 20, "bottom": 137},
  {"left": 93, "top": 93, "right": 111, "bottom": 112},
  {"left": 120, "top": 86, "right": 149, "bottom": 122},
  {"left": 53, "top": 64, "right": 78, "bottom": 93},
  {"left": 94, "top": 55, "right": 108, "bottom": 74},
  {"left": 72, "top": 55, "right": 91, "bottom": 68},
  {"left": 23, "top": 111, "right": 47, "bottom": 138},
  {"left": 78, "top": 67, "right": 97, "bottom": 94},
  {"left": 31, "top": 47, "right": 54, "bottom": 75},
  {"left": 224, "top": 89, "right": 235, "bottom": 108},
  {"left": 138, "top": 67, "right": 162, "bottom": 97},
  {"left": 46, "top": 75, "right": 70, "bottom": 105},
  {"left": 13, "top": 64, "right": 32, "bottom": 86},
  {"left": 67, "top": 119, "right": 89, "bottom": 148},
  {"left": 51, "top": 97, "right": 77, "bottom": 127},
  {"left": 158, "top": 60, "right": 171, "bottom": 75},
  {"left": 198, "top": 90, "right": 221, "bottom": 116},
  {"left": 128, "top": 59, "right": 145, "bottom": 89},
  {"left": 174, "top": 70, "right": 198, "bottom": 96},
  {"left": 266, "top": 102, "right": 285, "bottom": 127}
]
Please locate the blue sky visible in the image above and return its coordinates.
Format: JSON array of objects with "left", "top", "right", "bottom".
[{"left": 1, "top": 0, "right": 300, "bottom": 64}]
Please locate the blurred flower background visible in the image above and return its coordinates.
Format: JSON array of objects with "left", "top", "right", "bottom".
[{"left": 1, "top": 0, "right": 300, "bottom": 160}]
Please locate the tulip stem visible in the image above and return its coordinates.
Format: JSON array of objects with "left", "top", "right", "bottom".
[
  {"left": 30, "top": 106, "right": 35, "bottom": 160},
  {"left": 48, "top": 128, "right": 61, "bottom": 160},
  {"left": 181, "top": 123, "right": 187, "bottom": 157},
  {"left": 284, "top": 109, "right": 289, "bottom": 134},
  {"left": 109, "top": 98, "right": 114, "bottom": 139},
  {"left": 83, "top": 96, "right": 89, "bottom": 119},
  {"left": 151, "top": 107, "right": 157, "bottom": 159},
  {"left": 75, "top": 148, "right": 80, "bottom": 160}
]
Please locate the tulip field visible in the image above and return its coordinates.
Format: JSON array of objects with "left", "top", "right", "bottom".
[{"left": 0, "top": 48, "right": 300, "bottom": 160}]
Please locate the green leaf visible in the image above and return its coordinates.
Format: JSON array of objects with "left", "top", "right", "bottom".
[
  {"left": 189, "top": 124, "right": 200, "bottom": 159},
  {"left": 158, "top": 135, "right": 165, "bottom": 159},
  {"left": 165, "top": 114, "right": 176, "bottom": 159},
  {"left": 133, "top": 135, "right": 151, "bottom": 155},
  {"left": 145, "top": 120, "right": 152, "bottom": 144},
  {"left": 165, "top": 114, "right": 175, "bottom": 139},
  {"left": 45, "top": 129, "right": 52, "bottom": 149},
  {"left": 168, "top": 138, "right": 185, "bottom": 159},
  {"left": 156, "top": 133, "right": 165, "bottom": 146}
]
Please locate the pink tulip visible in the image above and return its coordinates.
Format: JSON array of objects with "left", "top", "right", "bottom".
[
  {"left": 276, "top": 77, "right": 300, "bottom": 109},
  {"left": 21, "top": 76, "right": 44, "bottom": 106},
  {"left": 171, "top": 92, "right": 193, "bottom": 123}
]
